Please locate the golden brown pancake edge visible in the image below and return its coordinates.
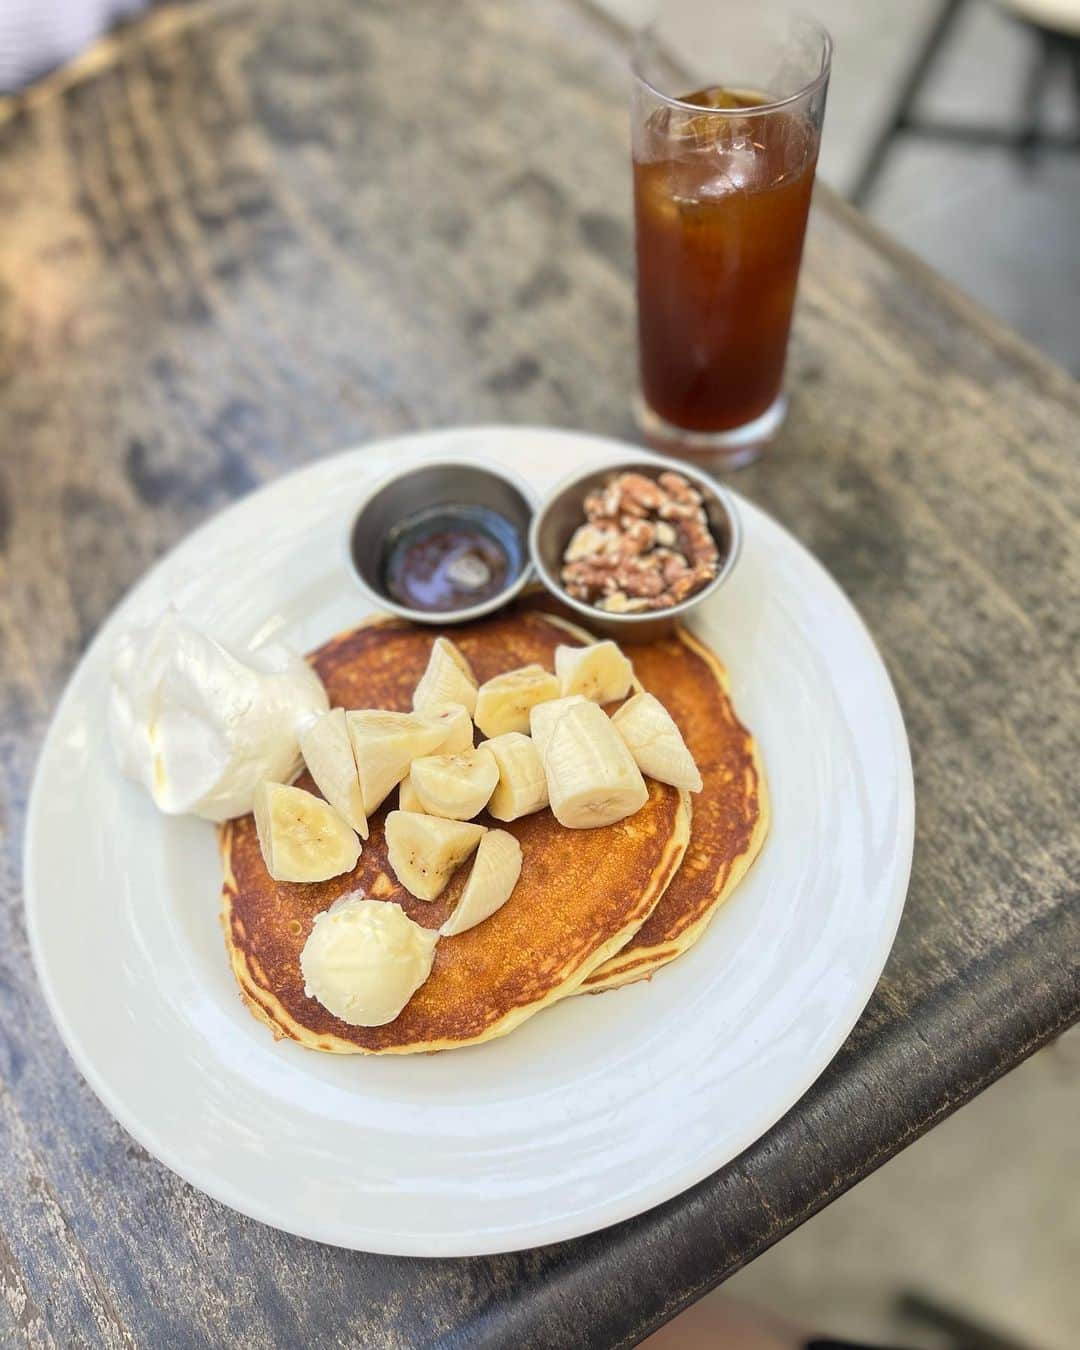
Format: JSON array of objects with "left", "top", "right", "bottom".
[{"left": 580, "top": 623, "right": 770, "bottom": 991}]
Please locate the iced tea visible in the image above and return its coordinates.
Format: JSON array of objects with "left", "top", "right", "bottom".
[{"left": 634, "top": 87, "right": 819, "bottom": 436}]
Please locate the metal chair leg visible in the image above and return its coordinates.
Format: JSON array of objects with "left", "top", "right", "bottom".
[
  {"left": 851, "top": 0, "right": 968, "bottom": 207},
  {"left": 1017, "top": 29, "right": 1057, "bottom": 167},
  {"left": 896, "top": 1291, "right": 1035, "bottom": 1350},
  {"left": 1068, "top": 39, "right": 1080, "bottom": 127}
]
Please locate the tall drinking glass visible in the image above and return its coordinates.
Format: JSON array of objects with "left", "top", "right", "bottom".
[{"left": 632, "top": 3, "right": 831, "bottom": 466}]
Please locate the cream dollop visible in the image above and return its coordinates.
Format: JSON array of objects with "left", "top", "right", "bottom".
[
  {"left": 300, "top": 895, "right": 438, "bottom": 1027},
  {"left": 108, "top": 609, "right": 328, "bottom": 822}
]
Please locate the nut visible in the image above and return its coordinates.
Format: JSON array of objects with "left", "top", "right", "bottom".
[
  {"left": 623, "top": 519, "right": 657, "bottom": 553},
  {"left": 597, "top": 591, "right": 652, "bottom": 614},
  {"left": 565, "top": 523, "right": 619, "bottom": 562},
  {"left": 559, "top": 470, "right": 721, "bottom": 613},
  {"left": 619, "top": 473, "right": 666, "bottom": 512}
]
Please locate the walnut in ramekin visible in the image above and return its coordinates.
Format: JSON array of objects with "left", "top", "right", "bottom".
[{"left": 560, "top": 471, "right": 720, "bottom": 613}]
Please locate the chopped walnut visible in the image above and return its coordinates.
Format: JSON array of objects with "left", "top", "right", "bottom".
[
  {"left": 658, "top": 470, "right": 702, "bottom": 504},
  {"left": 619, "top": 473, "right": 666, "bottom": 512},
  {"left": 623, "top": 519, "right": 657, "bottom": 553},
  {"left": 660, "top": 551, "right": 692, "bottom": 586},
  {"left": 674, "top": 513, "right": 717, "bottom": 568},
  {"left": 597, "top": 591, "right": 652, "bottom": 614},
  {"left": 564, "top": 522, "right": 619, "bottom": 562},
  {"left": 559, "top": 469, "right": 721, "bottom": 613},
  {"left": 657, "top": 498, "right": 699, "bottom": 521}
]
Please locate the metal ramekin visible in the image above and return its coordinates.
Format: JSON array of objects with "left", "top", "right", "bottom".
[
  {"left": 346, "top": 458, "right": 537, "bottom": 624},
  {"left": 528, "top": 457, "right": 742, "bottom": 642}
]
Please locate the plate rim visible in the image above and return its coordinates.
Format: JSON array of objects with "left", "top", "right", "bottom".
[{"left": 23, "top": 424, "right": 915, "bottom": 1255}]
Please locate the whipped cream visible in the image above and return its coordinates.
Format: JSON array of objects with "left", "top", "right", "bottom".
[
  {"left": 108, "top": 609, "right": 328, "bottom": 822},
  {"left": 300, "top": 895, "right": 438, "bottom": 1026}
]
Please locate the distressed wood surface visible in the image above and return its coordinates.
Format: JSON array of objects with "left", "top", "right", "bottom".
[{"left": 1, "top": 0, "right": 1077, "bottom": 1346}]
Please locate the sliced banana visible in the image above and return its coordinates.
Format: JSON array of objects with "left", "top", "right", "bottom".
[
  {"left": 254, "top": 781, "right": 361, "bottom": 883},
  {"left": 611, "top": 691, "right": 703, "bottom": 792},
  {"left": 345, "top": 710, "right": 448, "bottom": 815},
  {"left": 412, "top": 637, "right": 478, "bottom": 716},
  {"left": 397, "top": 776, "right": 426, "bottom": 813},
  {"left": 484, "top": 732, "right": 548, "bottom": 822},
  {"left": 385, "top": 810, "right": 486, "bottom": 901},
  {"left": 299, "top": 708, "right": 369, "bottom": 838},
  {"left": 474, "top": 664, "right": 561, "bottom": 739},
  {"left": 409, "top": 747, "right": 498, "bottom": 820},
  {"left": 528, "top": 694, "right": 586, "bottom": 761},
  {"left": 543, "top": 699, "right": 648, "bottom": 829},
  {"left": 419, "top": 700, "right": 474, "bottom": 754},
  {"left": 555, "top": 640, "right": 634, "bottom": 705},
  {"left": 441, "top": 830, "right": 522, "bottom": 936}
]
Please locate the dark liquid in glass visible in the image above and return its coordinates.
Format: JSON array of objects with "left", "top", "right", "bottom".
[{"left": 634, "top": 87, "right": 818, "bottom": 433}]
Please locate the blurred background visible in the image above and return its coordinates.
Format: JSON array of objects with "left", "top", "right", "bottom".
[
  {"left": 2, "top": 1, "right": 1077, "bottom": 1347},
  {"left": 4, "top": 0, "right": 1077, "bottom": 374}
]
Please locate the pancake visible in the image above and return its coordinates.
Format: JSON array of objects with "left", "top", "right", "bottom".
[
  {"left": 220, "top": 609, "right": 690, "bottom": 1054},
  {"left": 580, "top": 625, "right": 769, "bottom": 991}
]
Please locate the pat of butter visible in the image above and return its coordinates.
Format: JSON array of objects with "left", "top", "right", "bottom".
[{"left": 300, "top": 895, "right": 438, "bottom": 1027}]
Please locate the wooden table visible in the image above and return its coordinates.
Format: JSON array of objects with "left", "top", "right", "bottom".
[{"left": 1, "top": 1, "right": 1077, "bottom": 1345}]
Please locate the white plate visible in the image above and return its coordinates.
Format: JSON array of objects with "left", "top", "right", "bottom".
[{"left": 25, "top": 427, "right": 913, "bottom": 1256}]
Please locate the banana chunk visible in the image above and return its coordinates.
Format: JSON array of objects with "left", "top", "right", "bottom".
[
  {"left": 346, "top": 710, "right": 448, "bottom": 815},
  {"left": 484, "top": 732, "right": 549, "bottom": 821},
  {"left": 254, "top": 781, "right": 361, "bottom": 883},
  {"left": 397, "top": 776, "right": 426, "bottom": 813},
  {"left": 555, "top": 640, "right": 634, "bottom": 705},
  {"left": 474, "top": 664, "right": 560, "bottom": 738},
  {"left": 299, "top": 708, "right": 369, "bottom": 838},
  {"left": 385, "top": 810, "right": 486, "bottom": 901},
  {"left": 441, "top": 830, "right": 522, "bottom": 936},
  {"left": 544, "top": 700, "right": 648, "bottom": 829},
  {"left": 409, "top": 747, "right": 498, "bottom": 820},
  {"left": 419, "top": 701, "right": 474, "bottom": 754},
  {"left": 612, "top": 691, "right": 703, "bottom": 792},
  {"left": 529, "top": 694, "right": 586, "bottom": 761},
  {"left": 412, "top": 637, "right": 478, "bottom": 716}
]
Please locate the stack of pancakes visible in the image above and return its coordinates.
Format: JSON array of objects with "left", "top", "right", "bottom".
[{"left": 221, "top": 605, "right": 768, "bottom": 1054}]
